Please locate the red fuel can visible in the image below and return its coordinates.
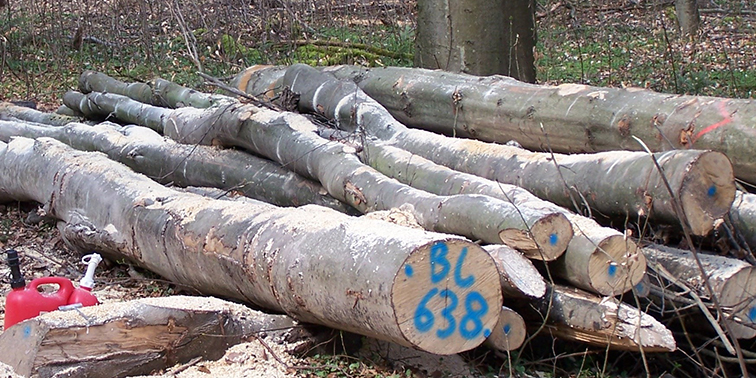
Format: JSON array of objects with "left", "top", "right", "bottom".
[{"left": 4, "top": 276, "right": 75, "bottom": 329}]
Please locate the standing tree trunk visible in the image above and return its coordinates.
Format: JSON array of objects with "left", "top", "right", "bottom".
[
  {"left": 676, "top": 0, "right": 700, "bottom": 37},
  {"left": 415, "top": 0, "right": 536, "bottom": 82}
]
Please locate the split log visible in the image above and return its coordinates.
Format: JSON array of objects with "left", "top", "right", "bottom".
[
  {"left": 320, "top": 65, "right": 756, "bottom": 186},
  {"left": 368, "top": 142, "right": 645, "bottom": 296},
  {"left": 730, "top": 191, "right": 756, "bottom": 251},
  {"left": 62, "top": 90, "right": 573, "bottom": 257},
  {"left": 0, "top": 118, "right": 355, "bottom": 214},
  {"left": 519, "top": 284, "right": 676, "bottom": 352},
  {"left": 483, "top": 306, "right": 527, "bottom": 352},
  {"left": 234, "top": 64, "right": 736, "bottom": 237},
  {"left": 643, "top": 244, "right": 756, "bottom": 339},
  {"left": 0, "top": 101, "right": 80, "bottom": 126},
  {"left": 0, "top": 136, "right": 503, "bottom": 354},
  {"left": 0, "top": 296, "right": 296, "bottom": 378},
  {"left": 482, "top": 245, "right": 546, "bottom": 299}
]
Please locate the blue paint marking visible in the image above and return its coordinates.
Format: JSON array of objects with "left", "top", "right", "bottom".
[
  {"left": 749, "top": 306, "right": 756, "bottom": 322},
  {"left": 708, "top": 185, "right": 717, "bottom": 197},
  {"left": 430, "top": 242, "right": 450, "bottom": 284},
  {"left": 549, "top": 233, "right": 558, "bottom": 246},
  {"left": 405, "top": 264, "right": 414, "bottom": 278},
  {"left": 503, "top": 324, "right": 511, "bottom": 335},
  {"left": 460, "top": 291, "right": 489, "bottom": 339},
  {"left": 454, "top": 247, "right": 474, "bottom": 288},
  {"left": 436, "top": 289, "right": 459, "bottom": 339},
  {"left": 607, "top": 264, "right": 617, "bottom": 277},
  {"left": 23, "top": 324, "right": 31, "bottom": 338},
  {"left": 414, "top": 288, "right": 439, "bottom": 332},
  {"left": 484, "top": 328, "right": 491, "bottom": 338}
]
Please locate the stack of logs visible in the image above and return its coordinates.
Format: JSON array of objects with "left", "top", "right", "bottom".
[{"left": 2, "top": 64, "right": 756, "bottom": 375}]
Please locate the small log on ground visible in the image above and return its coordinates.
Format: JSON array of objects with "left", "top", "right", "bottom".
[
  {"left": 0, "top": 101, "right": 81, "bottom": 126},
  {"left": 483, "top": 306, "right": 527, "bottom": 352},
  {"left": 0, "top": 118, "right": 355, "bottom": 214},
  {"left": 519, "top": 285, "right": 676, "bottom": 352},
  {"left": 730, "top": 191, "right": 756, "bottom": 251},
  {"left": 367, "top": 142, "right": 645, "bottom": 296},
  {"left": 0, "top": 296, "right": 295, "bottom": 378},
  {"left": 643, "top": 244, "right": 756, "bottom": 339},
  {"left": 321, "top": 65, "right": 756, "bottom": 186},
  {"left": 0, "top": 137, "right": 503, "bottom": 354},
  {"left": 235, "top": 64, "right": 736, "bottom": 237},
  {"left": 62, "top": 90, "right": 573, "bottom": 256}
]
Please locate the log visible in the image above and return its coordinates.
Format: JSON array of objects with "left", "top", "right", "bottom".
[
  {"left": 730, "top": 191, "right": 756, "bottom": 251},
  {"left": 482, "top": 244, "right": 546, "bottom": 299},
  {"left": 0, "top": 137, "right": 503, "bottom": 354},
  {"left": 483, "top": 306, "right": 527, "bottom": 352},
  {"left": 0, "top": 296, "right": 296, "bottom": 378},
  {"left": 234, "top": 64, "right": 736, "bottom": 237},
  {"left": 62, "top": 90, "right": 573, "bottom": 257},
  {"left": 0, "top": 101, "right": 81, "bottom": 126},
  {"left": 368, "top": 142, "right": 646, "bottom": 296},
  {"left": 0, "top": 118, "right": 355, "bottom": 214},
  {"left": 643, "top": 244, "right": 756, "bottom": 339},
  {"left": 321, "top": 65, "right": 756, "bottom": 186},
  {"left": 520, "top": 284, "right": 676, "bottom": 352}
]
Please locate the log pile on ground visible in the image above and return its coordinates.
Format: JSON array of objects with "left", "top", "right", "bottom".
[{"left": 3, "top": 64, "right": 756, "bottom": 374}]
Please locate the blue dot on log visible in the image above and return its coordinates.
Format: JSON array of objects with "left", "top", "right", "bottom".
[
  {"left": 549, "top": 233, "right": 558, "bottom": 246},
  {"left": 404, "top": 264, "right": 414, "bottom": 277},
  {"left": 484, "top": 328, "right": 491, "bottom": 337},
  {"left": 23, "top": 324, "right": 31, "bottom": 339},
  {"left": 749, "top": 306, "right": 756, "bottom": 322},
  {"left": 503, "top": 324, "right": 511, "bottom": 335},
  {"left": 607, "top": 264, "right": 617, "bottom": 277},
  {"left": 708, "top": 185, "right": 716, "bottom": 197}
]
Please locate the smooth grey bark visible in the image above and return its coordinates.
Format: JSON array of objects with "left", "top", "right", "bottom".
[
  {"left": 321, "top": 65, "right": 756, "bottom": 186},
  {"left": 62, "top": 90, "right": 572, "bottom": 254},
  {"left": 0, "top": 136, "right": 503, "bottom": 355},
  {"left": 237, "top": 64, "right": 736, "bottom": 237},
  {"left": 730, "top": 191, "right": 756, "bottom": 252},
  {"left": 676, "top": 0, "right": 700, "bottom": 36},
  {"left": 414, "top": 0, "right": 536, "bottom": 82},
  {"left": 0, "top": 118, "right": 354, "bottom": 214},
  {"left": 0, "top": 102, "right": 81, "bottom": 125}
]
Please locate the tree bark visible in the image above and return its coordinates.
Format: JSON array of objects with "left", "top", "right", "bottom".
[
  {"left": 414, "top": 0, "right": 536, "bottom": 82},
  {"left": 643, "top": 244, "right": 756, "bottom": 339},
  {"left": 0, "top": 118, "right": 355, "bottom": 214},
  {"left": 237, "top": 64, "right": 736, "bottom": 237},
  {"left": 62, "top": 90, "right": 573, "bottom": 259},
  {"left": 482, "top": 245, "right": 545, "bottom": 299},
  {"left": 518, "top": 284, "right": 676, "bottom": 352},
  {"left": 0, "top": 136, "right": 503, "bottom": 355},
  {"left": 320, "top": 65, "right": 756, "bottom": 186},
  {"left": 367, "top": 141, "right": 645, "bottom": 296},
  {"left": 0, "top": 296, "right": 295, "bottom": 378},
  {"left": 676, "top": 0, "right": 700, "bottom": 37},
  {"left": 0, "top": 101, "right": 81, "bottom": 126},
  {"left": 729, "top": 191, "right": 756, "bottom": 251}
]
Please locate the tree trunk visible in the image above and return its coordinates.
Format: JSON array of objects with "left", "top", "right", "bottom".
[
  {"left": 729, "top": 191, "right": 756, "bottom": 251},
  {"left": 414, "top": 0, "right": 536, "bottom": 82},
  {"left": 643, "top": 244, "right": 756, "bottom": 339},
  {"left": 484, "top": 306, "right": 527, "bottom": 352},
  {"left": 0, "top": 136, "right": 503, "bottom": 355},
  {"left": 0, "top": 296, "right": 295, "bottom": 378},
  {"left": 482, "top": 245, "right": 545, "bottom": 299},
  {"left": 0, "top": 101, "right": 81, "bottom": 126},
  {"left": 675, "top": 0, "right": 700, "bottom": 37},
  {"left": 62, "top": 90, "right": 573, "bottom": 259},
  {"left": 367, "top": 141, "right": 645, "bottom": 297},
  {"left": 0, "top": 118, "right": 355, "bottom": 214},
  {"left": 518, "top": 285, "right": 676, "bottom": 352},
  {"left": 237, "top": 64, "right": 736, "bottom": 237},
  {"left": 321, "top": 65, "right": 756, "bottom": 186}
]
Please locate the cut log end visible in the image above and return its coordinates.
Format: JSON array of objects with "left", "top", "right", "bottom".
[
  {"left": 680, "top": 151, "right": 736, "bottom": 236},
  {"left": 484, "top": 306, "right": 527, "bottom": 352},
  {"left": 499, "top": 212, "right": 572, "bottom": 262},
  {"left": 721, "top": 266, "right": 756, "bottom": 339},
  {"left": 392, "top": 239, "right": 503, "bottom": 355},
  {"left": 483, "top": 244, "right": 546, "bottom": 300},
  {"left": 588, "top": 236, "right": 646, "bottom": 296}
]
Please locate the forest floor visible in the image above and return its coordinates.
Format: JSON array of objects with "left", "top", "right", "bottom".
[{"left": 0, "top": 0, "right": 755, "bottom": 377}]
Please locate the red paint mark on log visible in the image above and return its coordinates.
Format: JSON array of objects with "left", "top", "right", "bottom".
[{"left": 692, "top": 101, "right": 732, "bottom": 143}]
